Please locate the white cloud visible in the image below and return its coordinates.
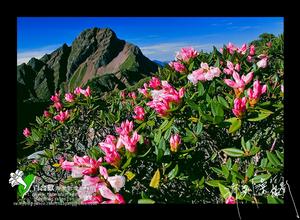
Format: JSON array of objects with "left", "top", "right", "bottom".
[
  {"left": 17, "top": 44, "right": 62, "bottom": 65},
  {"left": 140, "top": 42, "right": 222, "bottom": 61}
]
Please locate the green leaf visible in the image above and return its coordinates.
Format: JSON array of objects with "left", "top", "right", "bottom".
[
  {"left": 211, "top": 167, "right": 223, "bottom": 175},
  {"left": 225, "top": 117, "right": 242, "bottom": 133},
  {"left": 198, "top": 82, "right": 205, "bottom": 97},
  {"left": 167, "top": 164, "right": 179, "bottom": 180},
  {"left": 222, "top": 148, "right": 244, "bottom": 157},
  {"left": 247, "top": 109, "right": 273, "bottom": 121},
  {"left": 218, "top": 183, "right": 231, "bottom": 199},
  {"left": 241, "top": 137, "right": 246, "bottom": 151},
  {"left": 164, "top": 127, "right": 172, "bottom": 140},
  {"left": 275, "top": 150, "right": 284, "bottom": 162},
  {"left": 245, "top": 141, "right": 251, "bottom": 151},
  {"left": 154, "top": 129, "right": 162, "bottom": 144},
  {"left": 147, "top": 120, "right": 155, "bottom": 127},
  {"left": 218, "top": 96, "right": 229, "bottom": 108},
  {"left": 206, "top": 180, "right": 226, "bottom": 187},
  {"left": 188, "top": 61, "right": 194, "bottom": 71},
  {"left": 211, "top": 101, "right": 224, "bottom": 117},
  {"left": 226, "top": 158, "right": 232, "bottom": 170},
  {"left": 138, "top": 199, "right": 155, "bottom": 204},
  {"left": 195, "top": 121, "right": 203, "bottom": 135},
  {"left": 260, "top": 158, "right": 268, "bottom": 168},
  {"left": 250, "top": 174, "right": 272, "bottom": 184},
  {"left": 246, "top": 163, "right": 255, "bottom": 178},
  {"left": 159, "top": 119, "right": 169, "bottom": 131},
  {"left": 231, "top": 170, "right": 244, "bottom": 180},
  {"left": 221, "top": 165, "right": 229, "bottom": 179},
  {"left": 267, "top": 151, "right": 281, "bottom": 167},
  {"left": 149, "top": 169, "right": 160, "bottom": 189},
  {"left": 267, "top": 196, "right": 284, "bottom": 204},
  {"left": 162, "top": 117, "right": 174, "bottom": 133},
  {"left": 249, "top": 146, "right": 260, "bottom": 156},
  {"left": 36, "top": 116, "right": 43, "bottom": 125}
]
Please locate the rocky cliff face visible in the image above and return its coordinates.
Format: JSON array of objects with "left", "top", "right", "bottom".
[{"left": 17, "top": 27, "right": 158, "bottom": 102}]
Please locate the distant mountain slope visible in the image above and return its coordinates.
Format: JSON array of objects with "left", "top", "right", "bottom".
[
  {"left": 17, "top": 27, "right": 158, "bottom": 102},
  {"left": 152, "top": 60, "right": 169, "bottom": 67}
]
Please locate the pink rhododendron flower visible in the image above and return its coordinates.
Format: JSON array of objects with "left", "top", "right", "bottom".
[
  {"left": 266, "top": 42, "right": 272, "bottom": 48},
  {"left": 223, "top": 61, "right": 235, "bottom": 75},
  {"left": 235, "top": 63, "right": 241, "bottom": 72},
  {"left": 224, "top": 71, "right": 254, "bottom": 97},
  {"left": 99, "top": 136, "right": 121, "bottom": 167},
  {"left": 80, "top": 86, "right": 91, "bottom": 97},
  {"left": 50, "top": 92, "right": 60, "bottom": 102},
  {"left": 117, "top": 131, "right": 140, "bottom": 153},
  {"left": 225, "top": 196, "right": 236, "bottom": 204},
  {"left": 188, "top": 62, "right": 221, "bottom": 84},
  {"left": 133, "top": 106, "right": 145, "bottom": 121},
  {"left": 138, "top": 83, "right": 150, "bottom": 97},
  {"left": 281, "top": 84, "right": 284, "bottom": 93},
  {"left": 98, "top": 182, "right": 118, "bottom": 201},
  {"left": 227, "top": 42, "right": 237, "bottom": 54},
  {"left": 62, "top": 155, "right": 101, "bottom": 177},
  {"left": 247, "top": 55, "right": 254, "bottom": 63},
  {"left": 53, "top": 110, "right": 70, "bottom": 123},
  {"left": 148, "top": 77, "right": 161, "bottom": 89},
  {"left": 43, "top": 110, "right": 51, "bottom": 118},
  {"left": 237, "top": 43, "right": 247, "bottom": 55},
  {"left": 247, "top": 80, "right": 267, "bottom": 107},
  {"left": 232, "top": 97, "right": 247, "bottom": 118},
  {"left": 107, "top": 175, "right": 126, "bottom": 192},
  {"left": 74, "top": 87, "right": 82, "bottom": 95},
  {"left": 257, "top": 57, "right": 268, "bottom": 69},
  {"left": 115, "top": 120, "right": 134, "bottom": 136},
  {"left": 175, "top": 47, "right": 198, "bottom": 63},
  {"left": 170, "top": 134, "right": 181, "bottom": 152},
  {"left": 77, "top": 175, "right": 101, "bottom": 203},
  {"left": 54, "top": 101, "right": 63, "bottom": 111},
  {"left": 99, "top": 166, "right": 108, "bottom": 179},
  {"left": 169, "top": 61, "right": 186, "bottom": 73},
  {"left": 249, "top": 45, "right": 255, "bottom": 56},
  {"left": 128, "top": 91, "right": 136, "bottom": 100},
  {"left": 146, "top": 81, "right": 184, "bottom": 117},
  {"left": 65, "top": 93, "right": 75, "bottom": 102},
  {"left": 23, "top": 128, "right": 31, "bottom": 137},
  {"left": 81, "top": 195, "right": 102, "bottom": 205}
]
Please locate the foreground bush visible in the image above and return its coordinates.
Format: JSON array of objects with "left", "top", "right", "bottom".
[{"left": 15, "top": 33, "right": 284, "bottom": 204}]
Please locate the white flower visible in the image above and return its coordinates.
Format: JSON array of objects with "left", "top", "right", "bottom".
[
  {"left": 9, "top": 170, "right": 27, "bottom": 188},
  {"left": 107, "top": 175, "right": 126, "bottom": 192}
]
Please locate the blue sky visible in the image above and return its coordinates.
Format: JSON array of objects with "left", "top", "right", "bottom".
[{"left": 17, "top": 17, "right": 283, "bottom": 64}]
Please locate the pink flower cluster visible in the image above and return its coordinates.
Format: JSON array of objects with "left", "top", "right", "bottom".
[
  {"left": 53, "top": 110, "right": 70, "bottom": 123},
  {"left": 141, "top": 78, "right": 184, "bottom": 117},
  {"left": 224, "top": 71, "right": 254, "bottom": 97},
  {"left": 133, "top": 106, "right": 145, "bottom": 121},
  {"left": 74, "top": 86, "right": 91, "bottom": 97},
  {"left": 51, "top": 92, "right": 63, "bottom": 111},
  {"left": 99, "top": 120, "right": 141, "bottom": 168},
  {"left": 226, "top": 42, "right": 250, "bottom": 55},
  {"left": 61, "top": 155, "right": 126, "bottom": 204},
  {"left": 169, "top": 61, "right": 186, "bottom": 73},
  {"left": 175, "top": 47, "right": 199, "bottom": 63},
  {"left": 223, "top": 61, "right": 241, "bottom": 75},
  {"left": 187, "top": 62, "right": 221, "bottom": 85},
  {"left": 247, "top": 80, "right": 267, "bottom": 107},
  {"left": 256, "top": 54, "right": 268, "bottom": 69},
  {"left": 23, "top": 128, "right": 31, "bottom": 137},
  {"left": 225, "top": 196, "right": 236, "bottom": 204}
]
